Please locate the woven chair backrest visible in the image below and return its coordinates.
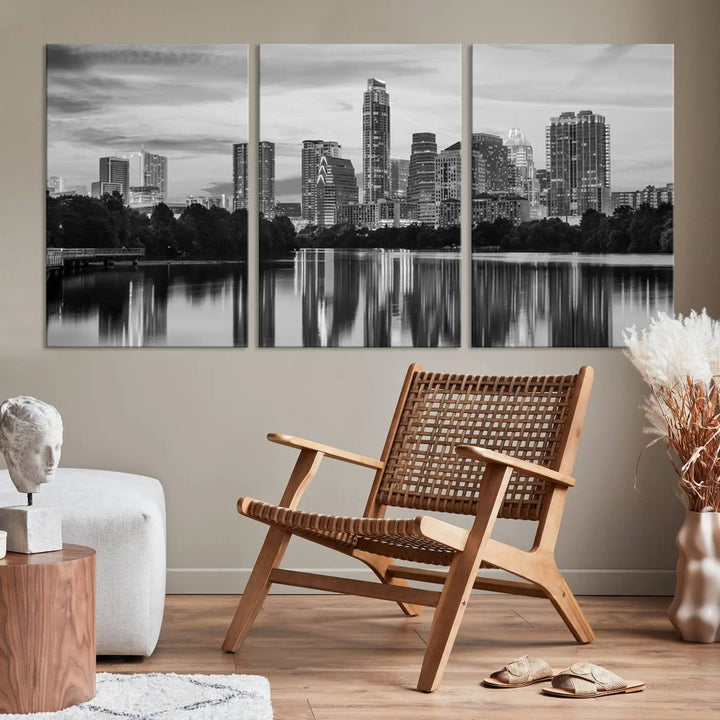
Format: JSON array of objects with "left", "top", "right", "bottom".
[{"left": 377, "top": 370, "right": 581, "bottom": 520}]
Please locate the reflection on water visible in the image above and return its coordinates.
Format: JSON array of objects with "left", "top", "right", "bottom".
[
  {"left": 46, "top": 264, "right": 246, "bottom": 347},
  {"left": 472, "top": 253, "right": 673, "bottom": 347},
  {"left": 260, "top": 248, "right": 460, "bottom": 347}
]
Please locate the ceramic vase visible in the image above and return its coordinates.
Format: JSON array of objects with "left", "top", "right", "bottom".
[{"left": 668, "top": 510, "right": 720, "bottom": 642}]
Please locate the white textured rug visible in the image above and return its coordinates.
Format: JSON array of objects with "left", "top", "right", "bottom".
[{"left": 2, "top": 673, "right": 273, "bottom": 719}]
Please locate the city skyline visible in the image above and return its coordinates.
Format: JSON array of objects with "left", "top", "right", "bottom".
[
  {"left": 473, "top": 44, "right": 673, "bottom": 192},
  {"left": 47, "top": 44, "right": 248, "bottom": 202},
  {"left": 47, "top": 43, "right": 672, "bottom": 208},
  {"left": 261, "top": 44, "right": 461, "bottom": 203}
]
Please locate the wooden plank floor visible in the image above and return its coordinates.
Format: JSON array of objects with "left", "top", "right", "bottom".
[{"left": 99, "top": 595, "right": 720, "bottom": 719}]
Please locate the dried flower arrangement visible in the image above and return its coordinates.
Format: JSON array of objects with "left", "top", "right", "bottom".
[{"left": 624, "top": 310, "right": 720, "bottom": 512}]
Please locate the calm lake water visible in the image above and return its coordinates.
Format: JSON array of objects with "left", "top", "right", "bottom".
[
  {"left": 260, "top": 248, "right": 460, "bottom": 347},
  {"left": 473, "top": 252, "right": 673, "bottom": 347},
  {"left": 46, "top": 264, "right": 246, "bottom": 347},
  {"left": 46, "top": 250, "right": 672, "bottom": 348}
]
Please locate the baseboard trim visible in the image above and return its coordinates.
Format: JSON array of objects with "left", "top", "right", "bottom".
[{"left": 167, "top": 567, "right": 675, "bottom": 596}]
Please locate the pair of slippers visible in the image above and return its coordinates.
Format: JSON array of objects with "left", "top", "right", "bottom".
[{"left": 483, "top": 655, "right": 645, "bottom": 699}]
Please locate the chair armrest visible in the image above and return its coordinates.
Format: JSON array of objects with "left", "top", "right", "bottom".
[
  {"left": 455, "top": 445, "right": 575, "bottom": 488},
  {"left": 267, "top": 433, "right": 385, "bottom": 470}
]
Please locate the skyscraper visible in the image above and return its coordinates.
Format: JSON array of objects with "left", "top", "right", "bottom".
[
  {"left": 435, "top": 142, "right": 485, "bottom": 227},
  {"left": 435, "top": 143, "right": 461, "bottom": 228},
  {"left": 47, "top": 176, "right": 63, "bottom": 194},
  {"left": 259, "top": 141, "right": 275, "bottom": 218},
  {"left": 535, "top": 168, "right": 551, "bottom": 208},
  {"left": 97, "top": 156, "right": 130, "bottom": 199},
  {"left": 407, "top": 132, "right": 437, "bottom": 225},
  {"left": 122, "top": 151, "right": 143, "bottom": 187},
  {"left": 233, "top": 143, "right": 249, "bottom": 211},
  {"left": 142, "top": 150, "right": 168, "bottom": 200},
  {"left": 362, "top": 78, "right": 391, "bottom": 203},
  {"left": 316, "top": 156, "right": 358, "bottom": 228},
  {"left": 435, "top": 144, "right": 461, "bottom": 196},
  {"left": 233, "top": 141, "right": 276, "bottom": 216},
  {"left": 546, "top": 110, "right": 611, "bottom": 217},
  {"left": 471, "top": 133, "right": 513, "bottom": 193},
  {"left": 122, "top": 149, "right": 168, "bottom": 206},
  {"left": 301, "top": 140, "right": 341, "bottom": 223},
  {"left": 504, "top": 128, "right": 536, "bottom": 204},
  {"left": 390, "top": 158, "right": 410, "bottom": 200}
]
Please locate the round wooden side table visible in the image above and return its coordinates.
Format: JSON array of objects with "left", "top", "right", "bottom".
[{"left": 0, "top": 544, "right": 96, "bottom": 713}]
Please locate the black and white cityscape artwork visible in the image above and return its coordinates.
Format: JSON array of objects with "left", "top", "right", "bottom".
[
  {"left": 256, "top": 44, "right": 461, "bottom": 347},
  {"left": 472, "top": 44, "right": 674, "bottom": 347},
  {"left": 46, "top": 44, "right": 249, "bottom": 347}
]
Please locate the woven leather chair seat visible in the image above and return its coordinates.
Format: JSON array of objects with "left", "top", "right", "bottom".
[{"left": 240, "top": 498, "right": 457, "bottom": 565}]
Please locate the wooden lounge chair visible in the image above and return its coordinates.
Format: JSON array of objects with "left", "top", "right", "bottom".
[{"left": 223, "top": 363, "right": 595, "bottom": 692}]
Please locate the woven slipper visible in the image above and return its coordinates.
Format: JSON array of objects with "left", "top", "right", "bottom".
[
  {"left": 483, "top": 655, "right": 556, "bottom": 688},
  {"left": 542, "top": 662, "right": 645, "bottom": 698}
]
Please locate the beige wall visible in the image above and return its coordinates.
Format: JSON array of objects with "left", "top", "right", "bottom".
[{"left": 1, "top": 0, "right": 718, "bottom": 594}]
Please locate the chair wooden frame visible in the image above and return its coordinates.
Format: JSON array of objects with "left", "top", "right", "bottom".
[{"left": 223, "top": 363, "right": 595, "bottom": 692}]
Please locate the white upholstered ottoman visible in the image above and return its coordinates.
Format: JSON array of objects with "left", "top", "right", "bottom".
[{"left": 0, "top": 468, "right": 166, "bottom": 656}]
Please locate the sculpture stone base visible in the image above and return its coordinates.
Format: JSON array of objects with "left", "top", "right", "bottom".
[{"left": 0, "top": 506, "right": 62, "bottom": 554}]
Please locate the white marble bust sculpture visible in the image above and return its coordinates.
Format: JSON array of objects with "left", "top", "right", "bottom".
[{"left": 0, "top": 396, "right": 63, "bottom": 495}]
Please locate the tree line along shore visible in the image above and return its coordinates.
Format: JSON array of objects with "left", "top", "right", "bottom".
[{"left": 47, "top": 192, "right": 672, "bottom": 261}]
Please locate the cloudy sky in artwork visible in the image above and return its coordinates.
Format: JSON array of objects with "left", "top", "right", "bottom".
[
  {"left": 46, "top": 44, "right": 248, "bottom": 201},
  {"left": 473, "top": 44, "right": 674, "bottom": 191},
  {"left": 46, "top": 43, "right": 672, "bottom": 202}
]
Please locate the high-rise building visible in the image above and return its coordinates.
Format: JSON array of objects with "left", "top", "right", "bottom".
[
  {"left": 435, "top": 144, "right": 462, "bottom": 228},
  {"left": 390, "top": 159, "right": 410, "bottom": 200},
  {"left": 656, "top": 182, "right": 674, "bottom": 206},
  {"left": 471, "top": 133, "right": 513, "bottom": 192},
  {"left": 142, "top": 151, "right": 168, "bottom": 200},
  {"left": 504, "top": 128, "right": 537, "bottom": 204},
  {"left": 546, "top": 110, "right": 611, "bottom": 217},
  {"left": 233, "top": 141, "right": 276, "bottom": 216},
  {"left": 122, "top": 152, "right": 144, "bottom": 187},
  {"left": 362, "top": 78, "right": 391, "bottom": 203},
  {"left": 233, "top": 143, "right": 249, "bottom": 211},
  {"left": 47, "top": 176, "right": 64, "bottom": 195},
  {"left": 301, "top": 140, "right": 341, "bottom": 224},
  {"left": 407, "top": 132, "right": 437, "bottom": 225},
  {"left": 316, "top": 156, "right": 358, "bottom": 228},
  {"left": 119, "top": 149, "right": 168, "bottom": 204},
  {"left": 98, "top": 156, "right": 130, "bottom": 199},
  {"left": 259, "top": 141, "right": 275, "bottom": 218},
  {"left": 535, "top": 168, "right": 551, "bottom": 207},
  {"left": 435, "top": 144, "right": 461, "bottom": 199},
  {"left": 434, "top": 142, "right": 486, "bottom": 227}
]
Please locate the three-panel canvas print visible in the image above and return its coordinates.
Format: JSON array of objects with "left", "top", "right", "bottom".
[{"left": 46, "top": 43, "right": 673, "bottom": 348}]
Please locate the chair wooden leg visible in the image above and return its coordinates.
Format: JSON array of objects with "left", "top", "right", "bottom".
[
  {"left": 354, "top": 551, "right": 422, "bottom": 617},
  {"left": 416, "top": 463, "right": 513, "bottom": 693},
  {"left": 416, "top": 556, "right": 478, "bottom": 692},
  {"left": 539, "top": 567, "right": 595, "bottom": 644},
  {"left": 222, "top": 526, "right": 291, "bottom": 652}
]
